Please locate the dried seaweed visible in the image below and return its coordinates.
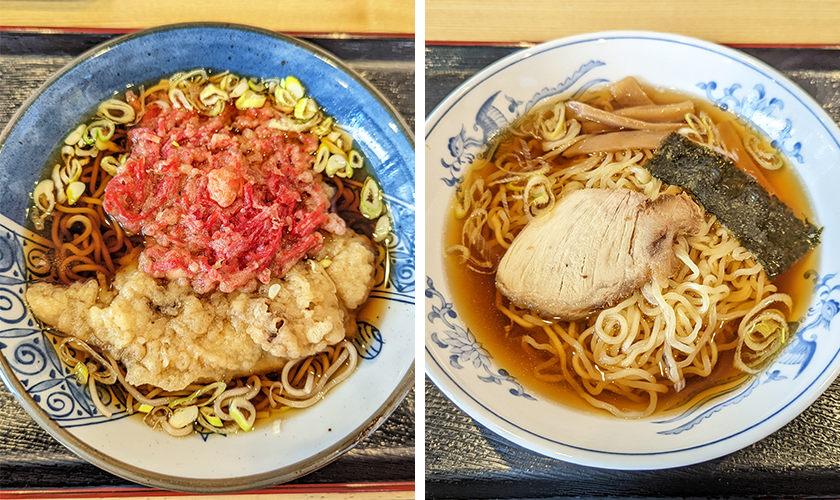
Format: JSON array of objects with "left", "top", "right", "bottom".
[{"left": 644, "top": 132, "right": 821, "bottom": 278}]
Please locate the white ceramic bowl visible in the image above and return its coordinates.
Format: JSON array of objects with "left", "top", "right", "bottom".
[
  {"left": 425, "top": 31, "right": 840, "bottom": 470},
  {"left": 0, "top": 24, "right": 415, "bottom": 492}
]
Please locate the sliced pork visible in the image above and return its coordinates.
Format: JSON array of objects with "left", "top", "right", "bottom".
[{"left": 496, "top": 188, "right": 703, "bottom": 320}]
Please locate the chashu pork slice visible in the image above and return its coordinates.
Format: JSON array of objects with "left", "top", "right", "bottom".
[{"left": 496, "top": 188, "right": 703, "bottom": 320}]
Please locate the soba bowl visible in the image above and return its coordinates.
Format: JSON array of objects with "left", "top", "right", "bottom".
[
  {"left": 0, "top": 24, "right": 414, "bottom": 491},
  {"left": 425, "top": 31, "right": 840, "bottom": 469}
]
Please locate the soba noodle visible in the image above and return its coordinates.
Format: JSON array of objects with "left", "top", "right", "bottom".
[
  {"left": 27, "top": 69, "right": 389, "bottom": 435},
  {"left": 447, "top": 85, "right": 799, "bottom": 418}
]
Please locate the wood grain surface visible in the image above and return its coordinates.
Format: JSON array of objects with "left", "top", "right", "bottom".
[
  {"left": 424, "top": 44, "right": 840, "bottom": 499},
  {"left": 425, "top": 0, "right": 840, "bottom": 45},
  {"left": 0, "top": 0, "right": 414, "bottom": 36},
  {"left": 0, "top": 32, "right": 415, "bottom": 491}
]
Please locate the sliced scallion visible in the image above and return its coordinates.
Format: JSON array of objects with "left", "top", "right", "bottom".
[
  {"left": 325, "top": 153, "right": 347, "bottom": 177},
  {"left": 219, "top": 73, "right": 240, "bottom": 92},
  {"left": 247, "top": 78, "right": 265, "bottom": 92},
  {"left": 360, "top": 177, "right": 384, "bottom": 219},
  {"left": 170, "top": 69, "right": 208, "bottom": 88},
  {"left": 312, "top": 117, "right": 334, "bottom": 137},
  {"left": 229, "top": 78, "right": 249, "bottom": 98},
  {"left": 73, "top": 361, "right": 89, "bottom": 385},
  {"left": 294, "top": 97, "right": 318, "bottom": 120},
  {"left": 199, "top": 83, "right": 228, "bottom": 106},
  {"left": 83, "top": 120, "right": 115, "bottom": 145},
  {"left": 168, "top": 88, "right": 194, "bottom": 111},
  {"left": 200, "top": 406, "right": 224, "bottom": 427},
  {"left": 100, "top": 156, "right": 120, "bottom": 176},
  {"left": 65, "top": 124, "right": 86, "bottom": 146},
  {"left": 229, "top": 397, "right": 255, "bottom": 432},
  {"left": 52, "top": 164, "right": 67, "bottom": 204},
  {"left": 372, "top": 215, "right": 391, "bottom": 243},
  {"left": 60, "top": 158, "right": 83, "bottom": 185},
  {"left": 283, "top": 76, "right": 305, "bottom": 100},
  {"left": 32, "top": 180, "right": 56, "bottom": 214},
  {"left": 66, "top": 181, "right": 86, "bottom": 205},
  {"left": 235, "top": 90, "right": 267, "bottom": 110},
  {"left": 98, "top": 99, "right": 136, "bottom": 124},
  {"left": 168, "top": 381, "right": 226, "bottom": 408},
  {"left": 273, "top": 88, "right": 297, "bottom": 112},
  {"left": 169, "top": 406, "right": 199, "bottom": 429},
  {"left": 348, "top": 150, "right": 364, "bottom": 171},
  {"left": 313, "top": 144, "right": 330, "bottom": 173}
]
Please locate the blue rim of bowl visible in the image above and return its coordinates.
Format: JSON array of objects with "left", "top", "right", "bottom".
[
  {"left": 424, "top": 30, "right": 840, "bottom": 469},
  {"left": 0, "top": 22, "right": 415, "bottom": 492}
]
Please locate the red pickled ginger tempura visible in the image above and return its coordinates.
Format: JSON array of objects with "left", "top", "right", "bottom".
[{"left": 103, "top": 105, "right": 346, "bottom": 293}]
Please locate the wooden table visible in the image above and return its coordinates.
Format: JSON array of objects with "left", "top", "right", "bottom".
[
  {"left": 0, "top": 30, "right": 415, "bottom": 496},
  {"left": 424, "top": 43, "right": 840, "bottom": 499},
  {"left": 425, "top": 0, "right": 840, "bottom": 45}
]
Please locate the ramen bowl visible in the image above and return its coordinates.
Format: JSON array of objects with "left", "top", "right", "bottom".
[
  {"left": 0, "top": 24, "right": 415, "bottom": 491},
  {"left": 425, "top": 31, "right": 840, "bottom": 470}
]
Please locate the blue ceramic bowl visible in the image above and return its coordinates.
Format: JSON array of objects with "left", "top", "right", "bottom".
[{"left": 0, "top": 23, "right": 414, "bottom": 492}]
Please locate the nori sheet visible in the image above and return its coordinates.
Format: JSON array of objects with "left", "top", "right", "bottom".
[{"left": 644, "top": 132, "right": 821, "bottom": 278}]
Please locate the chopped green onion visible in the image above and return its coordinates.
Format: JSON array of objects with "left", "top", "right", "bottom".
[
  {"left": 267, "top": 283, "right": 281, "bottom": 300},
  {"left": 60, "top": 158, "right": 83, "bottom": 184},
  {"left": 328, "top": 129, "right": 354, "bottom": 152},
  {"left": 52, "top": 164, "right": 67, "bottom": 204},
  {"left": 137, "top": 404, "right": 154, "bottom": 413},
  {"left": 73, "top": 361, "right": 89, "bottom": 385},
  {"left": 169, "top": 406, "right": 199, "bottom": 429},
  {"left": 235, "top": 90, "right": 267, "bottom": 110},
  {"left": 98, "top": 99, "right": 135, "bottom": 124},
  {"left": 65, "top": 124, "right": 86, "bottom": 146},
  {"left": 200, "top": 407, "right": 223, "bottom": 427},
  {"left": 312, "top": 117, "right": 333, "bottom": 137},
  {"left": 172, "top": 141, "right": 180, "bottom": 148},
  {"left": 100, "top": 156, "right": 120, "bottom": 176},
  {"left": 168, "top": 88, "right": 194, "bottom": 110},
  {"left": 372, "top": 215, "right": 391, "bottom": 243},
  {"left": 263, "top": 77, "right": 281, "bottom": 94},
  {"left": 94, "top": 139, "right": 120, "bottom": 152},
  {"left": 229, "top": 397, "right": 255, "bottom": 432},
  {"left": 319, "top": 258, "right": 332, "bottom": 268},
  {"left": 199, "top": 83, "right": 228, "bottom": 107},
  {"left": 61, "top": 145, "right": 75, "bottom": 164},
  {"left": 247, "top": 78, "right": 265, "bottom": 92},
  {"left": 313, "top": 144, "right": 330, "bottom": 173},
  {"left": 66, "top": 181, "right": 86, "bottom": 205},
  {"left": 170, "top": 69, "right": 208, "bottom": 88},
  {"left": 169, "top": 381, "right": 226, "bottom": 408},
  {"left": 273, "top": 88, "right": 297, "bottom": 112},
  {"left": 325, "top": 153, "right": 347, "bottom": 177},
  {"left": 83, "top": 120, "right": 115, "bottom": 145},
  {"left": 219, "top": 74, "right": 240, "bottom": 92},
  {"left": 32, "top": 180, "right": 56, "bottom": 214},
  {"left": 75, "top": 144, "right": 99, "bottom": 157},
  {"left": 360, "top": 177, "right": 384, "bottom": 219},
  {"left": 348, "top": 150, "right": 364, "bottom": 170},
  {"left": 283, "top": 76, "right": 305, "bottom": 100},
  {"left": 294, "top": 97, "right": 318, "bottom": 120},
  {"left": 205, "top": 100, "right": 225, "bottom": 117},
  {"left": 229, "top": 78, "right": 249, "bottom": 98}
]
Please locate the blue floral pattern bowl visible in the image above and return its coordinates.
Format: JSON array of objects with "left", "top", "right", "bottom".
[
  {"left": 0, "top": 23, "right": 414, "bottom": 492},
  {"left": 425, "top": 31, "right": 840, "bottom": 470}
]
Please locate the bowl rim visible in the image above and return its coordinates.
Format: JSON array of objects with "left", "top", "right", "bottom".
[
  {"left": 0, "top": 22, "right": 415, "bottom": 492},
  {"left": 424, "top": 29, "right": 840, "bottom": 469}
]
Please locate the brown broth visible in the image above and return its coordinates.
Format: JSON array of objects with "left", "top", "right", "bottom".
[{"left": 443, "top": 85, "right": 820, "bottom": 417}]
